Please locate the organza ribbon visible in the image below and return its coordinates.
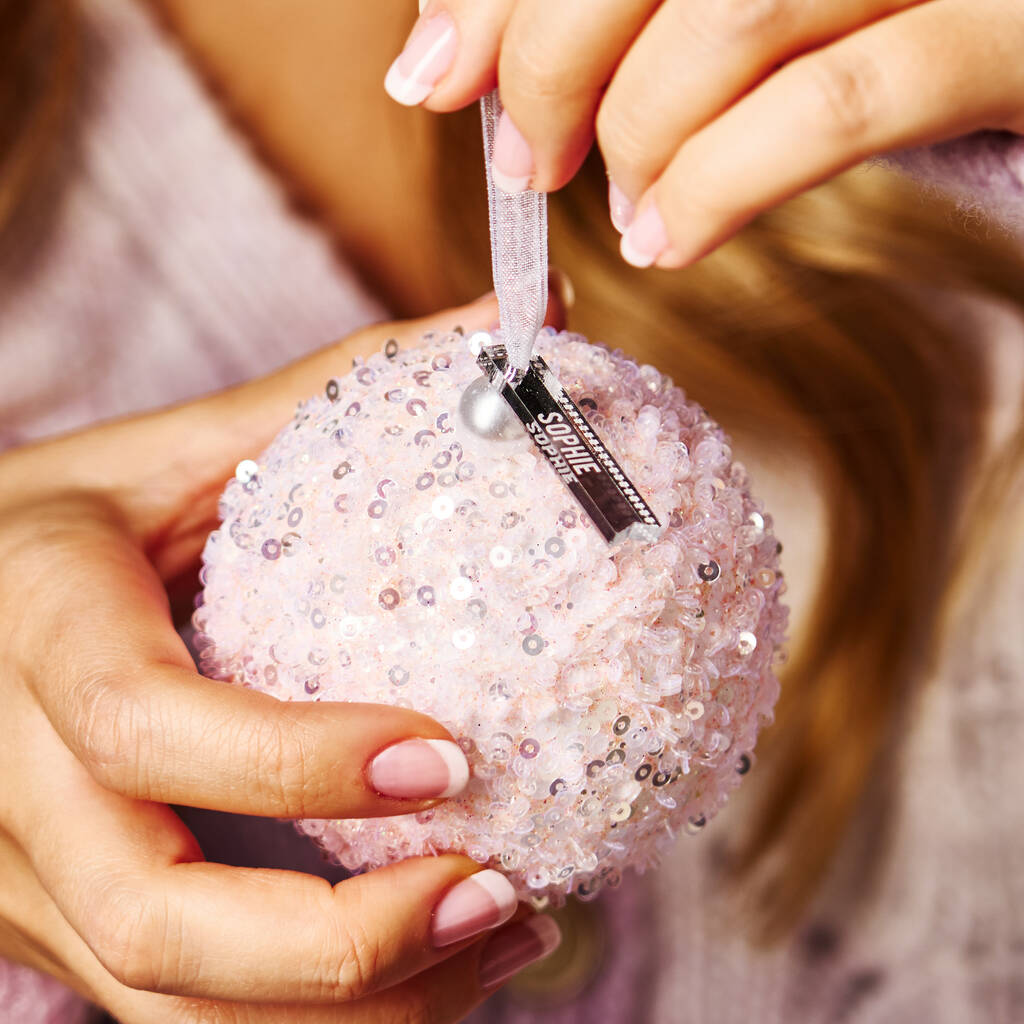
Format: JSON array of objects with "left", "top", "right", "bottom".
[{"left": 480, "top": 91, "right": 548, "bottom": 373}]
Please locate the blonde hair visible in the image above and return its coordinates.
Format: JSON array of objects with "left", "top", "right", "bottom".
[
  {"left": 440, "top": 113, "right": 1024, "bottom": 940},
  {"left": 6, "top": 1, "right": 1024, "bottom": 946},
  {"left": 0, "top": 0, "right": 76, "bottom": 233}
]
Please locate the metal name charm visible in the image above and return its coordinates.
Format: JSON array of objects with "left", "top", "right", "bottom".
[{"left": 477, "top": 343, "right": 662, "bottom": 545}]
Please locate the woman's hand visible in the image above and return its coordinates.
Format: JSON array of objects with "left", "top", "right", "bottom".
[
  {"left": 0, "top": 297, "right": 560, "bottom": 1023},
  {"left": 386, "top": 0, "right": 1024, "bottom": 265}
]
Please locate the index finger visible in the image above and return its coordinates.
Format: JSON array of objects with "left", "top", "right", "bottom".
[
  {"left": 624, "top": 0, "right": 1015, "bottom": 268},
  {"left": 26, "top": 516, "right": 470, "bottom": 817}
]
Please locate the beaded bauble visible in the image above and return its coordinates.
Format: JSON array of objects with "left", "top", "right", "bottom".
[{"left": 194, "top": 328, "right": 787, "bottom": 904}]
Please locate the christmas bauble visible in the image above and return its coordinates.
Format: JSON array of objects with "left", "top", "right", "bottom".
[{"left": 194, "top": 327, "right": 786, "bottom": 904}]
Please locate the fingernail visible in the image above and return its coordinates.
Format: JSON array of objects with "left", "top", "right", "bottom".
[
  {"left": 608, "top": 180, "right": 635, "bottom": 234},
  {"left": 478, "top": 916, "right": 562, "bottom": 989},
  {"left": 431, "top": 870, "right": 518, "bottom": 947},
  {"left": 384, "top": 12, "right": 458, "bottom": 107},
  {"left": 620, "top": 200, "right": 669, "bottom": 268},
  {"left": 368, "top": 738, "right": 469, "bottom": 799},
  {"left": 492, "top": 111, "right": 534, "bottom": 194}
]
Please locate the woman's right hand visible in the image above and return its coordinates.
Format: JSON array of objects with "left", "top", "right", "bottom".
[{"left": 0, "top": 296, "right": 560, "bottom": 1022}]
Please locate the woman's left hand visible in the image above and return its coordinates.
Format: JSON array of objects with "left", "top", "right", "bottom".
[{"left": 386, "top": 0, "right": 1024, "bottom": 266}]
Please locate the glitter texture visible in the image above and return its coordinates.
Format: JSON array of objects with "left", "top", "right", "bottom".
[{"left": 194, "top": 329, "right": 788, "bottom": 905}]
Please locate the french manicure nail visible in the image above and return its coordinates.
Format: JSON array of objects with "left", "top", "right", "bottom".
[
  {"left": 431, "top": 870, "right": 518, "bottom": 947},
  {"left": 478, "top": 916, "right": 562, "bottom": 988},
  {"left": 368, "top": 739, "right": 469, "bottom": 799},
  {"left": 384, "top": 12, "right": 458, "bottom": 107},
  {"left": 620, "top": 201, "right": 669, "bottom": 268},
  {"left": 492, "top": 111, "right": 534, "bottom": 194},
  {"left": 608, "top": 180, "right": 635, "bottom": 234}
]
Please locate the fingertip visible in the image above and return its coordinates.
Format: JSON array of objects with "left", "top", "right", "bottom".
[{"left": 424, "top": 737, "right": 470, "bottom": 798}]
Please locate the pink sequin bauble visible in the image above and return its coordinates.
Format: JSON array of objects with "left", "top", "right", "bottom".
[{"left": 195, "top": 329, "right": 787, "bottom": 904}]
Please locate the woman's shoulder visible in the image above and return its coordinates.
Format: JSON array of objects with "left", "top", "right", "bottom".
[{"left": 0, "top": 0, "right": 384, "bottom": 450}]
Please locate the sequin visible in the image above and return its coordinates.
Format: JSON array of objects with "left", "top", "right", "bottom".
[
  {"left": 549, "top": 778, "right": 567, "bottom": 796},
  {"left": 414, "top": 429, "right": 436, "bottom": 447},
  {"left": 287, "top": 507, "right": 303, "bottom": 528},
  {"left": 385, "top": 389, "right": 405, "bottom": 403},
  {"left": 611, "top": 802, "right": 631, "bottom": 822},
  {"left": 489, "top": 481, "right": 509, "bottom": 498},
  {"left": 737, "top": 631, "right": 758, "bottom": 655},
  {"left": 489, "top": 546, "right": 512, "bottom": 568},
  {"left": 367, "top": 499, "right": 387, "bottom": 519},
  {"left": 384, "top": 338, "right": 399, "bottom": 360},
  {"left": 304, "top": 677, "right": 320, "bottom": 694},
  {"left": 310, "top": 609, "right": 326, "bottom": 629},
  {"left": 438, "top": 471, "right": 457, "bottom": 487},
  {"left": 406, "top": 399, "right": 427, "bottom": 417},
  {"left": 522, "top": 634, "right": 545, "bottom": 656},
  {"left": 374, "top": 546, "right": 396, "bottom": 567},
  {"left": 684, "top": 699, "right": 705, "bottom": 720},
  {"left": 449, "top": 577, "right": 472, "bottom": 600},
  {"left": 388, "top": 666, "right": 409, "bottom": 686},
  {"left": 467, "top": 330, "right": 491, "bottom": 356},
  {"left": 378, "top": 588, "right": 400, "bottom": 610},
  {"left": 235, "top": 459, "right": 258, "bottom": 483},
  {"left": 333, "top": 461, "right": 353, "bottom": 480},
  {"left": 345, "top": 401, "right": 361, "bottom": 417},
  {"left": 416, "top": 473, "right": 435, "bottom": 490},
  {"left": 431, "top": 496, "right": 454, "bottom": 519},
  {"left": 431, "top": 353, "right": 451, "bottom": 371},
  {"left": 737, "top": 753, "right": 752, "bottom": 775},
  {"left": 698, "top": 560, "right": 721, "bottom": 582},
  {"left": 432, "top": 451, "right": 452, "bottom": 469},
  {"left": 339, "top": 617, "right": 362, "bottom": 639},
  {"left": 612, "top": 714, "right": 631, "bottom": 736},
  {"left": 558, "top": 510, "right": 577, "bottom": 529},
  {"left": 635, "top": 764, "right": 652, "bottom": 782},
  {"left": 333, "top": 495, "right": 348, "bottom": 514},
  {"left": 416, "top": 585, "right": 436, "bottom": 607},
  {"left": 452, "top": 628, "right": 475, "bottom": 650},
  {"left": 544, "top": 537, "right": 566, "bottom": 558},
  {"left": 652, "top": 770, "right": 672, "bottom": 787},
  {"left": 325, "top": 379, "right": 340, "bottom": 402},
  {"left": 261, "top": 539, "right": 281, "bottom": 560},
  {"left": 519, "top": 738, "right": 540, "bottom": 759}
]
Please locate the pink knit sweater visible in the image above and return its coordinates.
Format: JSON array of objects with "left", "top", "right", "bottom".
[{"left": 1, "top": 2, "right": 1022, "bottom": 1022}]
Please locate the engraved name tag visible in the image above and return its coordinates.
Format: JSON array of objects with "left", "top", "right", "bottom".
[{"left": 477, "top": 343, "right": 662, "bottom": 544}]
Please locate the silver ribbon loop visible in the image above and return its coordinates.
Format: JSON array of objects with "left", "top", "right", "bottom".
[{"left": 480, "top": 91, "right": 548, "bottom": 373}]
